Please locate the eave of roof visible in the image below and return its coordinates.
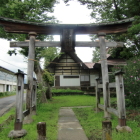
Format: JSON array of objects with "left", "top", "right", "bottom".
[{"left": 93, "top": 59, "right": 126, "bottom": 70}]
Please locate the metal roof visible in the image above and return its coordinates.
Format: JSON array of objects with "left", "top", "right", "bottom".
[
  {"left": 84, "top": 62, "right": 95, "bottom": 69},
  {"left": 0, "top": 66, "right": 15, "bottom": 75}
]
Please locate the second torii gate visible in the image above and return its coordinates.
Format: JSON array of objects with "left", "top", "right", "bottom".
[{"left": 0, "top": 17, "right": 133, "bottom": 120}]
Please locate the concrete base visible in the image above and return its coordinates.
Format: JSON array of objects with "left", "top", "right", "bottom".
[
  {"left": 31, "top": 111, "right": 36, "bottom": 115},
  {"left": 116, "top": 125, "right": 132, "bottom": 133},
  {"left": 8, "top": 129, "right": 27, "bottom": 138},
  {"left": 23, "top": 115, "right": 33, "bottom": 124}
]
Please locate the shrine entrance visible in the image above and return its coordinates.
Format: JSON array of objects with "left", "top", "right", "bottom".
[{"left": 0, "top": 16, "right": 133, "bottom": 137}]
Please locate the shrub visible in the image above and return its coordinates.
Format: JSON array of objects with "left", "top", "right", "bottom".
[
  {"left": 0, "top": 91, "right": 16, "bottom": 97},
  {"left": 111, "top": 55, "right": 140, "bottom": 107},
  {"left": 51, "top": 88, "right": 84, "bottom": 96},
  {"left": 123, "top": 55, "right": 140, "bottom": 107}
]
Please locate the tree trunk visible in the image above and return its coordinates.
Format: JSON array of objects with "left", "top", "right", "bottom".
[
  {"left": 45, "top": 82, "right": 52, "bottom": 100},
  {"left": 34, "top": 62, "right": 47, "bottom": 103},
  {"left": 113, "top": 0, "right": 121, "bottom": 20}
]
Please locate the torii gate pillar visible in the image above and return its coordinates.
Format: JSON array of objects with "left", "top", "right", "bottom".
[
  {"left": 24, "top": 32, "right": 37, "bottom": 123},
  {"left": 98, "top": 33, "right": 110, "bottom": 119}
]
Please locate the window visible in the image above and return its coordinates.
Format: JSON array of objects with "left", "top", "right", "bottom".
[
  {"left": 63, "top": 76, "right": 79, "bottom": 78},
  {"left": 80, "top": 75, "right": 89, "bottom": 81}
]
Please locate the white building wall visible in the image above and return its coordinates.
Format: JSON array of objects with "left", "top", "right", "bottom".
[
  {"left": 60, "top": 75, "right": 80, "bottom": 86},
  {"left": 90, "top": 75, "right": 98, "bottom": 86},
  {"left": 0, "top": 79, "right": 16, "bottom": 85},
  {"left": 0, "top": 80, "right": 16, "bottom": 92},
  {"left": 0, "top": 84, "right": 4, "bottom": 92}
]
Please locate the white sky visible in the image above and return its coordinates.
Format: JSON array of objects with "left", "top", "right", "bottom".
[{"left": 0, "top": 0, "right": 94, "bottom": 73}]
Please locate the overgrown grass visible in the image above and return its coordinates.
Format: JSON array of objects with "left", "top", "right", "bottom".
[
  {"left": 0, "top": 95, "right": 94, "bottom": 140},
  {"left": 0, "top": 91, "right": 16, "bottom": 98},
  {"left": 73, "top": 107, "right": 140, "bottom": 140}
]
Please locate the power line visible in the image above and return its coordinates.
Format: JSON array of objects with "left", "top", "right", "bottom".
[{"left": 0, "top": 58, "right": 26, "bottom": 69}]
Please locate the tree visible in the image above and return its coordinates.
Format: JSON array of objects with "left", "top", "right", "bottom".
[
  {"left": 111, "top": 55, "right": 140, "bottom": 107},
  {"left": 0, "top": 0, "right": 59, "bottom": 101},
  {"left": 18, "top": 46, "right": 59, "bottom": 100},
  {"left": 92, "top": 47, "right": 100, "bottom": 62},
  {"left": 76, "top": 0, "right": 140, "bottom": 56},
  {"left": 123, "top": 55, "right": 140, "bottom": 107},
  {"left": 66, "top": 0, "right": 140, "bottom": 107},
  {"left": 0, "top": 0, "right": 58, "bottom": 40},
  {"left": 42, "top": 47, "right": 60, "bottom": 67}
]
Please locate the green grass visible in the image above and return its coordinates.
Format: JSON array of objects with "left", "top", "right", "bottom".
[
  {"left": 0, "top": 91, "right": 16, "bottom": 98},
  {"left": 0, "top": 95, "right": 94, "bottom": 140},
  {"left": 0, "top": 108, "right": 15, "bottom": 124},
  {"left": 1, "top": 95, "right": 139, "bottom": 140},
  {"left": 73, "top": 107, "right": 140, "bottom": 140}
]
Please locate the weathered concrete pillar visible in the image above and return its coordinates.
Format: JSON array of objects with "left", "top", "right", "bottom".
[
  {"left": 37, "top": 122, "right": 46, "bottom": 140},
  {"left": 95, "top": 77, "right": 101, "bottom": 112},
  {"left": 8, "top": 70, "right": 27, "bottom": 138},
  {"left": 32, "top": 78, "right": 37, "bottom": 115},
  {"left": 115, "top": 70, "right": 132, "bottom": 132},
  {"left": 115, "top": 70, "right": 126, "bottom": 126},
  {"left": 24, "top": 32, "right": 37, "bottom": 123},
  {"left": 102, "top": 120, "right": 112, "bottom": 140},
  {"left": 98, "top": 33, "right": 110, "bottom": 119}
]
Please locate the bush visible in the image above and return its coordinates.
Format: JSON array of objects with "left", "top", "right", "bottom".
[
  {"left": 123, "top": 55, "right": 140, "bottom": 107},
  {"left": 37, "top": 83, "right": 48, "bottom": 104},
  {"left": 111, "top": 55, "right": 140, "bottom": 107},
  {"left": 51, "top": 88, "right": 84, "bottom": 96},
  {"left": 0, "top": 91, "right": 16, "bottom": 97}
]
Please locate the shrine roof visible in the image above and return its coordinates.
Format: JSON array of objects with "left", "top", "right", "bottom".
[
  {"left": 0, "top": 16, "right": 134, "bottom": 35},
  {"left": 47, "top": 52, "right": 89, "bottom": 69}
]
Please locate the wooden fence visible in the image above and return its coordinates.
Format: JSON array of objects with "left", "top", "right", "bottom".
[{"left": 95, "top": 70, "right": 126, "bottom": 126}]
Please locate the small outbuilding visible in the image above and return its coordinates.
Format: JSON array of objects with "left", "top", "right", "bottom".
[
  {"left": 47, "top": 52, "right": 99, "bottom": 89},
  {"left": 0, "top": 66, "right": 17, "bottom": 92}
]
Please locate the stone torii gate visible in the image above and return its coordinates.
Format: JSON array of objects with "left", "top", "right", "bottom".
[{"left": 0, "top": 17, "right": 133, "bottom": 121}]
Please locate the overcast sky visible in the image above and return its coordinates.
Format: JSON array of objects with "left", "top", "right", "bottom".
[{"left": 0, "top": 0, "right": 94, "bottom": 73}]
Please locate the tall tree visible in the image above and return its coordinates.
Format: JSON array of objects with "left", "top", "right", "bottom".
[
  {"left": 0, "top": 0, "right": 59, "bottom": 101},
  {"left": 0, "top": 0, "right": 58, "bottom": 40},
  {"left": 92, "top": 47, "right": 100, "bottom": 62},
  {"left": 71, "top": 0, "right": 140, "bottom": 58}
]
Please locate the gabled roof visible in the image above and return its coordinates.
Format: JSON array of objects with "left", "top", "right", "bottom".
[{"left": 47, "top": 52, "right": 89, "bottom": 69}]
